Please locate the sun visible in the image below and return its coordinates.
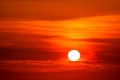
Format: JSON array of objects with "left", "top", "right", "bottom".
[{"left": 68, "top": 50, "right": 80, "bottom": 61}]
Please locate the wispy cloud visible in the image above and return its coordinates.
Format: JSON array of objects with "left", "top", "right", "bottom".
[
  {"left": 0, "top": 60, "right": 119, "bottom": 73},
  {"left": 0, "top": 14, "right": 120, "bottom": 64}
]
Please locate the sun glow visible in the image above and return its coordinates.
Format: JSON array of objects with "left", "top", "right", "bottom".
[{"left": 68, "top": 50, "right": 80, "bottom": 61}]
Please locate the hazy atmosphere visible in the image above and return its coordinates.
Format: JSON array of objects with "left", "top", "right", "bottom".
[{"left": 0, "top": 0, "right": 120, "bottom": 80}]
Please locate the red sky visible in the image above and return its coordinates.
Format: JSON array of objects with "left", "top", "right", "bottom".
[{"left": 0, "top": 0, "right": 120, "bottom": 80}]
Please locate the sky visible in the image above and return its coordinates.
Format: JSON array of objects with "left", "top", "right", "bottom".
[{"left": 0, "top": 0, "right": 120, "bottom": 80}]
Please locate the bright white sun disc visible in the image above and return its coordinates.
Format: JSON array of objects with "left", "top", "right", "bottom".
[{"left": 68, "top": 50, "right": 80, "bottom": 61}]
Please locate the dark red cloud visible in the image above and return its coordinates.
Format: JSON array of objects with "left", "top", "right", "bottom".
[{"left": 0, "top": 60, "right": 120, "bottom": 80}]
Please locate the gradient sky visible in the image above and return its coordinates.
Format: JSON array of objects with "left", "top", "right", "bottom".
[
  {"left": 0, "top": 0, "right": 120, "bottom": 20},
  {"left": 0, "top": 0, "right": 120, "bottom": 80}
]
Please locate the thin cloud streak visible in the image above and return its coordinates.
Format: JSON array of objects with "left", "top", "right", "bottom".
[{"left": 0, "top": 60, "right": 119, "bottom": 73}]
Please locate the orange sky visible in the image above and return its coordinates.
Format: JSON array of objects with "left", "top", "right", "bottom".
[
  {"left": 0, "top": 14, "right": 120, "bottom": 61},
  {"left": 0, "top": 0, "right": 120, "bottom": 80},
  {"left": 0, "top": 0, "right": 120, "bottom": 20}
]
